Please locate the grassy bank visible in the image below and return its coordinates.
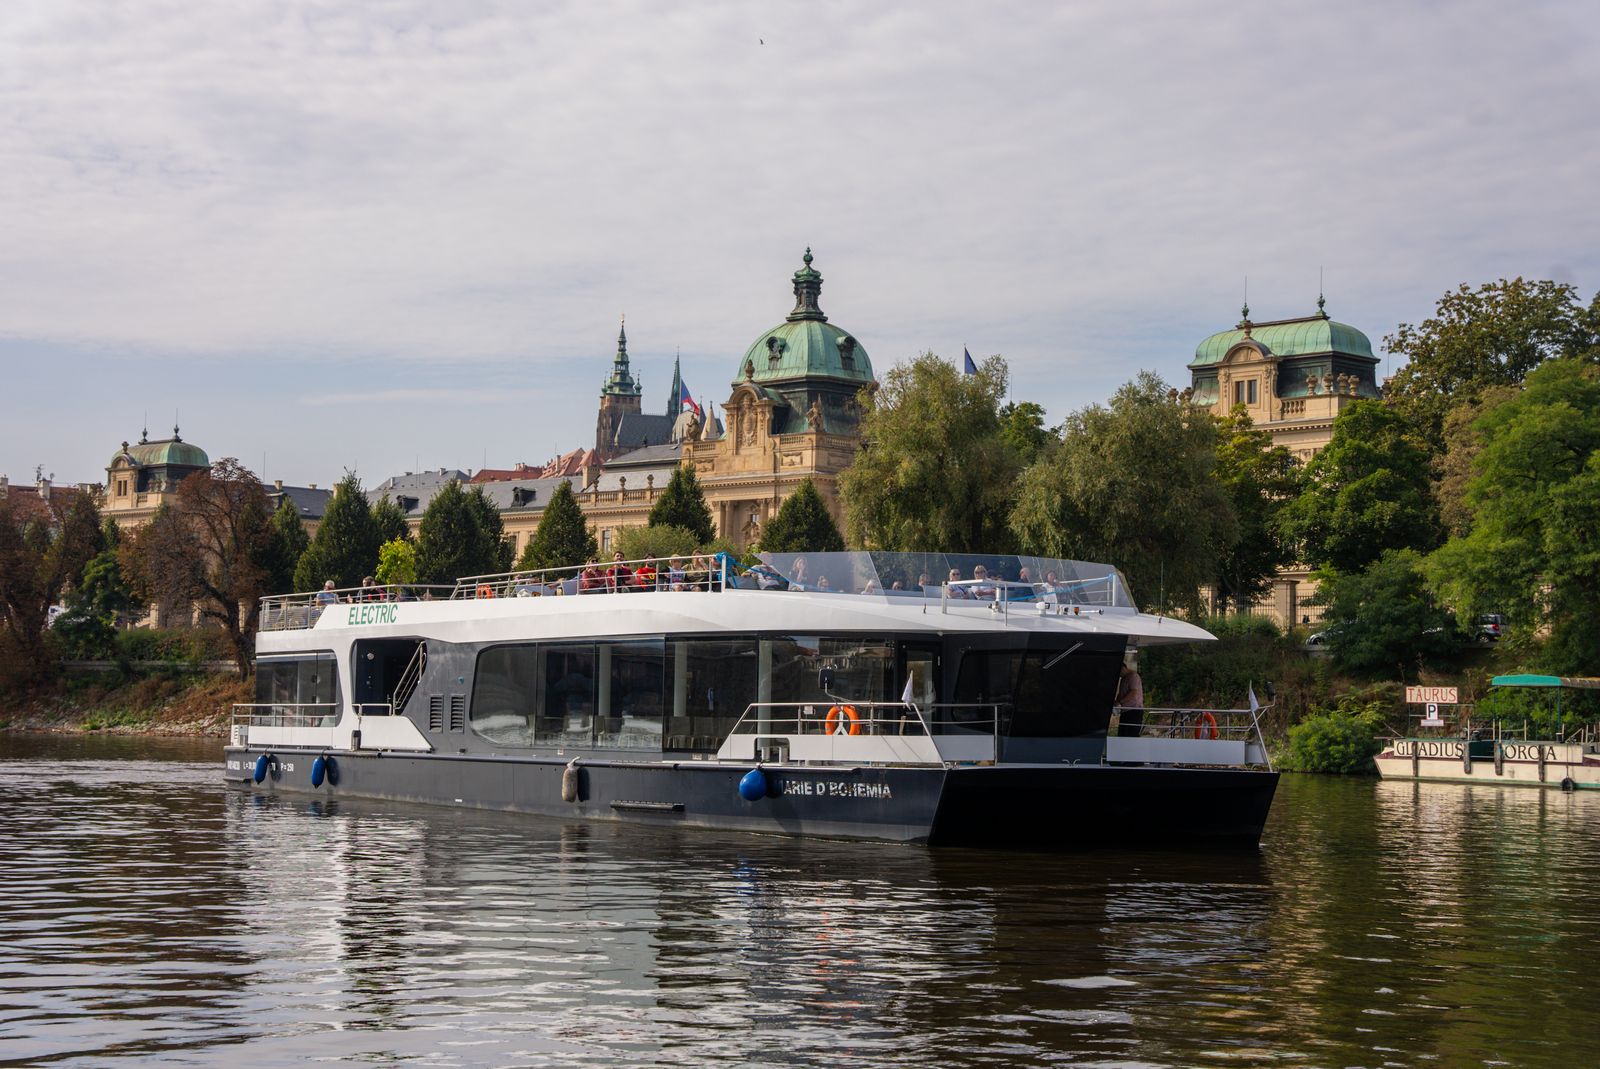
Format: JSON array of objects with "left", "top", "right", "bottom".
[{"left": 1, "top": 671, "right": 249, "bottom": 737}]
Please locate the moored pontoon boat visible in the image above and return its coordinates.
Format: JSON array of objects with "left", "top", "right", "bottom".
[{"left": 224, "top": 552, "right": 1279, "bottom": 846}]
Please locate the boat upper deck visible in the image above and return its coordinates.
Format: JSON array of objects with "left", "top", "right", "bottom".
[{"left": 259, "top": 551, "right": 1141, "bottom": 634}]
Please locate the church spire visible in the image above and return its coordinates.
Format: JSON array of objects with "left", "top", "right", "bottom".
[
  {"left": 787, "top": 247, "right": 827, "bottom": 322},
  {"left": 602, "top": 313, "right": 640, "bottom": 397},
  {"left": 666, "top": 348, "right": 683, "bottom": 417}
]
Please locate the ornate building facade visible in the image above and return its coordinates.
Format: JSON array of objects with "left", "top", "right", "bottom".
[
  {"left": 1187, "top": 298, "right": 1381, "bottom": 460},
  {"left": 1186, "top": 298, "right": 1383, "bottom": 625},
  {"left": 681, "top": 248, "right": 874, "bottom": 547},
  {"left": 103, "top": 426, "right": 211, "bottom": 530}
]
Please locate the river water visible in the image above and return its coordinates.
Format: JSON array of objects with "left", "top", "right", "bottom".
[{"left": 1, "top": 734, "right": 1595, "bottom": 1068}]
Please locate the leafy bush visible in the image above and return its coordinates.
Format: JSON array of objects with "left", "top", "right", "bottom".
[
  {"left": 614, "top": 524, "right": 700, "bottom": 562},
  {"left": 1140, "top": 619, "right": 1289, "bottom": 709},
  {"left": 1282, "top": 698, "right": 1386, "bottom": 774},
  {"left": 113, "top": 628, "right": 233, "bottom": 666}
]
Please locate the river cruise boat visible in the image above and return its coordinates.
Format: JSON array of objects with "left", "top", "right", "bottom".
[
  {"left": 224, "top": 552, "right": 1277, "bottom": 847},
  {"left": 1375, "top": 674, "right": 1600, "bottom": 791}
]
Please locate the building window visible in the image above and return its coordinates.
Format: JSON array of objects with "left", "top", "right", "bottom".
[
  {"left": 601, "top": 528, "right": 611, "bottom": 552},
  {"left": 1248, "top": 379, "right": 1258, "bottom": 404},
  {"left": 1234, "top": 380, "right": 1258, "bottom": 405}
]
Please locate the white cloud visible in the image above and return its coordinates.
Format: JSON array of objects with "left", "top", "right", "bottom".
[{"left": 3, "top": 0, "right": 1599, "bottom": 482}]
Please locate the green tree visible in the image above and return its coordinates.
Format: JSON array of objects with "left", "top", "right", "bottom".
[
  {"left": 1427, "top": 358, "right": 1600, "bottom": 671},
  {"left": 1212, "top": 406, "right": 1302, "bottom": 613},
  {"left": 1316, "top": 549, "right": 1458, "bottom": 676},
  {"left": 839, "top": 352, "right": 1021, "bottom": 552},
  {"left": 648, "top": 465, "right": 715, "bottom": 545},
  {"left": 372, "top": 494, "right": 411, "bottom": 545},
  {"left": 1010, "top": 372, "right": 1237, "bottom": 613},
  {"left": 415, "top": 481, "right": 510, "bottom": 584},
  {"left": 516, "top": 480, "right": 596, "bottom": 571},
  {"left": 1279, "top": 400, "right": 1438, "bottom": 574},
  {"left": 293, "top": 473, "right": 380, "bottom": 591},
  {"left": 0, "top": 489, "right": 104, "bottom": 680},
  {"left": 1433, "top": 384, "right": 1519, "bottom": 537},
  {"left": 759, "top": 478, "right": 845, "bottom": 553},
  {"left": 1384, "top": 278, "right": 1598, "bottom": 450},
  {"left": 998, "top": 400, "right": 1052, "bottom": 465},
  {"left": 56, "top": 519, "right": 143, "bottom": 659},
  {"left": 614, "top": 524, "right": 699, "bottom": 562},
  {"left": 261, "top": 496, "right": 309, "bottom": 595},
  {"left": 375, "top": 538, "right": 418, "bottom": 585}
]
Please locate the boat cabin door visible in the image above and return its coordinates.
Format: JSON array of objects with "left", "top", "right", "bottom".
[{"left": 352, "top": 639, "right": 427, "bottom": 715}]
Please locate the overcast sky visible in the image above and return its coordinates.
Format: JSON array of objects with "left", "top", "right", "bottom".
[{"left": 4, "top": 0, "right": 1598, "bottom": 488}]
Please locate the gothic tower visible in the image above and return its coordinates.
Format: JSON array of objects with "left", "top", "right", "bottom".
[{"left": 595, "top": 317, "right": 643, "bottom": 459}]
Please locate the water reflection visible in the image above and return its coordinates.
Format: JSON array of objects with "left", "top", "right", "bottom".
[{"left": 1, "top": 733, "right": 1597, "bottom": 1067}]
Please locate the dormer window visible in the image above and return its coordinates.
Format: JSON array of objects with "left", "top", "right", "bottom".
[{"left": 838, "top": 335, "right": 857, "bottom": 370}]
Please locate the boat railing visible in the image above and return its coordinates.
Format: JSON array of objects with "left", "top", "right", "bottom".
[
  {"left": 452, "top": 554, "right": 737, "bottom": 599},
  {"left": 230, "top": 702, "right": 338, "bottom": 746},
  {"left": 716, "top": 701, "right": 1007, "bottom": 766},
  {"left": 939, "top": 574, "right": 1122, "bottom": 618},
  {"left": 1108, "top": 705, "right": 1274, "bottom": 769},
  {"left": 258, "top": 584, "right": 456, "bottom": 630}
]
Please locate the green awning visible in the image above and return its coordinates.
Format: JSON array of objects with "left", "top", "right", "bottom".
[{"left": 1491, "top": 674, "right": 1600, "bottom": 689}]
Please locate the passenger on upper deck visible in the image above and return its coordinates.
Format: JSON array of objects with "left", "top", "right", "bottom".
[
  {"left": 971, "top": 564, "right": 995, "bottom": 599},
  {"left": 946, "top": 567, "right": 968, "bottom": 598},
  {"left": 608, "top": 552, "right": 636, "bottom": 592},
  {"left": 635, "top": 559, "right": 659, "bottom": 590},
  {"left": 788, "top": 556, "right": 810, "bottom": 591},
  {"left": 686, "top": 554, "right": 710, "bottom": 591},
  {"left": 316, "top": 580, "right": 339, "bottom": 607},
  {"left": 748, "top": 562, "right": 786, "bottom": 590},
  {"left": 667, "top": 556, "right": 687, "bottom": 591},
  {"left": 580, "top": 559, "right": 605, "bottom": 594}
]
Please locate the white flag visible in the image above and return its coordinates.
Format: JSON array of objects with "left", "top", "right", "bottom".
[
  {"left": 1248, "top": 684, "right": 1260, "bottom": 714},
  {"left": 901, "top": 675, "right": 916, "bottom": 705}
]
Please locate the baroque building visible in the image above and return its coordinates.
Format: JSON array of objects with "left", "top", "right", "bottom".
[
  {"left": 1186, "top": 298, "right": 1383, "bottom": 625},
  {"left": 1187, "top": 297, "right": 1381, "bottom": 460},
  {"left": 682, "top": 248, "right": 874, "bottom": 547},
  {"left": 104, "top": 426, "right": 211, "bottom": 530}
]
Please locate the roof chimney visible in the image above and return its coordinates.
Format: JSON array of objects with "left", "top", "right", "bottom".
[
  {"left": 274, "top": 479, "right": 284, "bottom": 490},
  {"left": 308, "top": 483, "right": 317, "bottom": 490}
]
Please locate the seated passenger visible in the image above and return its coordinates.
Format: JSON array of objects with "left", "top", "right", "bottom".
[
  {"left": 748, "top": 562, "right": 787, "bottom": 589},
  {"left": 579, "top": 559, "right": 606, "bottom": 593},
  {"left": 667, "top": 556, "right": 687, "bottom": 591},
  {"left": 635, "top": 559, "right": 659, "bottom": 590},
  {"left": 788, "top": 557, "right": 810, "bottom": 591},
  {"left": 816, "top": 575, "right": 833, "bottom": 592},
  {"left": 945, "top": 567, "right": 968, "bottom": 598},
  {"left": 685, "top": 555, "right": 710, "bottom": 591},
  {"left": 315, "top": 580, "right": 339, "bottom": 607},
  {"left": 609, "top": 552, "right": 636, "bottom": 591}
]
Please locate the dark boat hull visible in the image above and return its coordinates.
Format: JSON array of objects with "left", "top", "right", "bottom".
[{"left": 224, "top": 747, "right": 1277, "bottom": 848}]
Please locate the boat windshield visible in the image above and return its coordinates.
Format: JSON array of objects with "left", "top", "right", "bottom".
[{"left": 754, "top": 551, "right": 1133, "bottom": 608}]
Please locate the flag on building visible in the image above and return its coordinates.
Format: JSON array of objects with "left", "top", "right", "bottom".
[
  {"left": 963, "top": 348, "right": 977, "bottom": 375},
  {"left": 679, "top": 380, "right": 703, "bottom": 418}
]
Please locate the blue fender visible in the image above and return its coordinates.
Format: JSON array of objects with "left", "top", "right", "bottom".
[
  {"left": 253, "top": 754, "right": 271, "bottom": 783},
  {"left": 738, "top": 767, "right": 768, "bottom": 802},
  {"left": 311, "top": 755, "right": 327, "bottom": 788}
]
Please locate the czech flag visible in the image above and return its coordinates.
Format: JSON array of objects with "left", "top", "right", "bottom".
[{"left": 680, "top": 380, "right": 703, "bottom": 418}]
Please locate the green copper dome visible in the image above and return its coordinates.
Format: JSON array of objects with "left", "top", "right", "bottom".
[
  {"left": 734, "top": 250, "right": 875, "bottom": 387},
  {"left": 1190, "top": 310, "right": 1375, "bottom": 368},
  {"left": 112, "top": 430, "right": 210, "bottom": 470}
]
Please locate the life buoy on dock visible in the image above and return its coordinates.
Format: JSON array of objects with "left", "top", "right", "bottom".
[
  {"left": 825, "top": 704, "right": 862, "bottom": 736},
  {"left": 1193, "top": 712, "right": 1219, "bottom": 740}
]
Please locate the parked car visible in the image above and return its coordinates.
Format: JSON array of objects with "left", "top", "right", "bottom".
[{"left": 1477, "top": 613, "right": 1506, "bottom": 643}]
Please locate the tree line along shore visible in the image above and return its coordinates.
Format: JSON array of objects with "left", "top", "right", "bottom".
[{"left": 4, "top": 276, "right": 1598, "bottom": 772}]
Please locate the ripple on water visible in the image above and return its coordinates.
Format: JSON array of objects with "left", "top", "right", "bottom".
[{"left": 1, "top": 735, "right": 1599, "bottom": 1066}]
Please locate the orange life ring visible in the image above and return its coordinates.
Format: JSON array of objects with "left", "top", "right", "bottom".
[
  {"left": 477, "top": 584, "right": 495, "bottom": 599},
  {"left": 1194, "top": 711, "right": 1219, "bottom": 740},
  {"left": 825, "top": 704, "right": 862, "bottom": 736}
]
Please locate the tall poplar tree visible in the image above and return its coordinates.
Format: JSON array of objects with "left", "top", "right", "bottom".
[
  {"left": 759, "top": 478, "right": 845, "bottom": 553},
  {"left": 293, "top": 473, "right": 381, "bottom": 591},
  {"left": 415, "top": 482, "right": 511, "bottom": 584},
  {"left": 517, "top": 480, "right": 596, "bottom": 571},
  {"left": 648, "top": 465, "right": 715, "bottom": 545}
]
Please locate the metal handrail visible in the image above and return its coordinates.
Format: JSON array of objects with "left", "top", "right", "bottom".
[
  {"left": 452, "top": 554, "right": 735, "bottom": 599},
  {"left": 1116, "top": 705, "right": 1275, "bottom": 770},
  {"left": 727, "top": 700, "right": 1007, "bottom": 738},
  {"left": 232, "top": 702, "right": 339, "bottom": 728},
  {"left": 258, "top": 584, "right": 456, "bottom": 630},
  {"left": 391, "top": 643, "right": 427, "bottom": 714}
]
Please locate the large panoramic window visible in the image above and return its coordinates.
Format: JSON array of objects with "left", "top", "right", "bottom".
[
  {"left": 471, "top": 640, "right": 663, "bottom": 750},
  {"left": 953, "top": 645, "right": 1121, "bottom": 738},
  {"left": 255, "top": 652, "right": 340, "bottom": 712},
  {"left": 664, "top": 637, "right": 758, "bottom": 750}
]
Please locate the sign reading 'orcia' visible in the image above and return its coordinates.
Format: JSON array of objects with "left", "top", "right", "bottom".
[
  {"left": 1405, "top": 685, "right": 1458, "bottom": 705},
  {"left": 347, "top": 604, "right": 399, "bottom": 626}
]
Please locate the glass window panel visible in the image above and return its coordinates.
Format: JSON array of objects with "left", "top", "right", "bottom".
[
  {"left": 470, "top": 645, "right": 540, "bottom": 746},
  {"left": 599, "top": 640, "right": 664, "bottom": 750}
]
